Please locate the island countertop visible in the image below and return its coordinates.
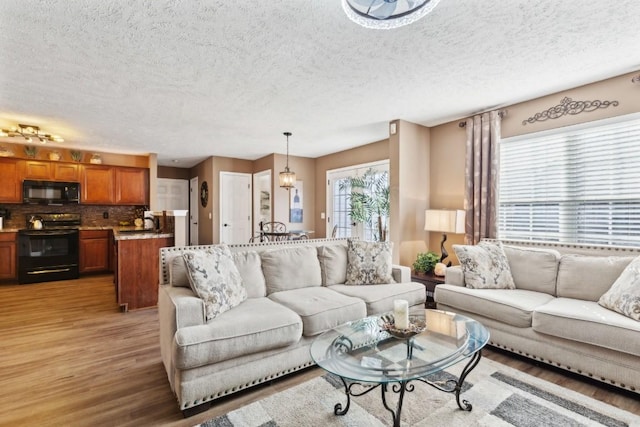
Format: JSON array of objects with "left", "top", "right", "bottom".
[{"left": 112, "top": 227, "right": 173, "bottom": 240}]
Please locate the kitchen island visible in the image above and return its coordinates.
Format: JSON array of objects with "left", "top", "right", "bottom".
[{"left": 113, "top": 229, "right": 173, "bottom": 311}]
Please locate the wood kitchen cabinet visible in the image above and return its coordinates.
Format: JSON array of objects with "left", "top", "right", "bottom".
[
  {"left": 0, "top": 158, "right": 22, "bottom": 203},
  {"left": 23, "top": 161, "right": 52, "bottom": 180},
  {"left": 22, "top": 160, "right": 79, "bottom": 182},
  {"left": 0, "top": 232, "right": 17, "bottom": 281},
  {"left": 79, "top": 230, "right": 111, "bottom": 273},
  {"left": 115, "top": 235, "right": 173, "bottom": 311},
  {"left": 52, "top": 162, "right": 79, "bottom": 181},
  {"left": 80, "top": 165, "right": 115, "bottom": 204},
  {"left": 81, "top": 165, "right": 148, "bottom": 205},
  {"left": 115, "top": 167, "right": 148, "bottom": 205}
]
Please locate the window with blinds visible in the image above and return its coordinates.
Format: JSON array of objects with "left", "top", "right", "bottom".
[{"left": 499, "top": 113, "right": 640, "bottom": 247}]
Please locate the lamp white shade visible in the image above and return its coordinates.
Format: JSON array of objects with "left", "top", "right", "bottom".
[{"left": 424, "top": 209, "right": 465, "bottom": 233}]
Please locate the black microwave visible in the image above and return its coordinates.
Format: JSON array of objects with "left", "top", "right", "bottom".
[{"left": 23, "top": 180, "right": 80, "bottom": 205}]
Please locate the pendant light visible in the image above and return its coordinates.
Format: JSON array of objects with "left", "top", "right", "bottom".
[{"left": 279, "top": 132, "right": 296, "bottom": 190}]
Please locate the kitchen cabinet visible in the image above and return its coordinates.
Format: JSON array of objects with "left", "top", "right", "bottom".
[
  {"left": 79, "top": 230, "right": 111, "bottom": 273},
  {"left": 80, "top": 165, "right": 115, "bottom": 204},
  {"left": 0, "top": 232, "right": 17, "bottom": 281},
  {"left": 24, "top": 161, "right": 79, "bottom": 182},
  {"left": 114, "top": 234, "right": 173, "bottom": 311},
  {"left": 23, "top": 161, "right": 51, "bottom": 180},
  {"left": 115, "top": 167, "right": 148, "bottom": 205},
  {"left": 81, "top": 165, "right": 148, "bottom": 206},
  {"left": 52, "top": 163, "right": 79, "bottom": 181},
  {"left": 0, "top": 158, "right": 22, "bottom": 203}
]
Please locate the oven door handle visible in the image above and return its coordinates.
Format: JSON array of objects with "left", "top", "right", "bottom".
[
  {"left": 20, "top": 230, "right": 78, "bottom": 236},
  {"left": 27, "top": 268, "right": 72, "bottom": 275}
]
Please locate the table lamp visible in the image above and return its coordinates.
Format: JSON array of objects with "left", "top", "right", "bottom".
[{"left": 424, "top": 209, "right": 465, "bottom": 266}]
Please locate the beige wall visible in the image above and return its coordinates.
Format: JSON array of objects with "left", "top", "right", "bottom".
[
  {"left": 429, "top": 70, "right": 640, "bottom": 262},
  {"left": 313, "top": 139, "right": 390, "bottom": 238},
  {"left": 268, "top": 153, "right": 315, "bottom": 231},
  {"left": 158, "top": 166, "right": 190, "bottom": 180},
  {"left": 428, "top": 121, "right": 467, "bottom": 258},
  {"left": 389, "top": 120, "right": 430, "bottom": 266},
  {"left": 190, "top": 158, "right": 214, "bottom": 244},
  {"left": 502, "top": 71, "right": 640, "bottom": 138}
]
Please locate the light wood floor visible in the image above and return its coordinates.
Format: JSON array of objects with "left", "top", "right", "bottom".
[{"left": 0, "top": 275, "right": 638, "bottom": 427}]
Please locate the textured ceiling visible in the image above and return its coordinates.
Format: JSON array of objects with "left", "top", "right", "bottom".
[{"left": 1, "top": 0, "right": 639, "bottom": 167}]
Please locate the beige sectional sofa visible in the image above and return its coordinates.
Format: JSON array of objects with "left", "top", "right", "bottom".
[
  {"left": 435, "top": 239, "right": 640, "bottom": 394},
  {"left": 158, "top": 238, "right": 425, "bottom": 415}
]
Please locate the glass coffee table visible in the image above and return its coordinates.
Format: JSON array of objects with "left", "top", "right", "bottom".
[{"left": 310, "top": 309, "right": 489, "bottom": 427}]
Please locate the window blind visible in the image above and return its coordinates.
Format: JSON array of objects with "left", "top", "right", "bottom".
[{"left": 499, "top": 113, "right": 640, "bottom": 247}]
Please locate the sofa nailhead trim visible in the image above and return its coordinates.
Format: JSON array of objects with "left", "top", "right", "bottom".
[
  {"left": 180, "top": 361, "right": 316, "bottom": 410},
  {"left": 489, "top": 342, "right": 637, "bottom": 393}
]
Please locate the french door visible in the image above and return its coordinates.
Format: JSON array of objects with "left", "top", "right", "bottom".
[{"left": 326, "top": 160, "right": 389, "bottom": 240}]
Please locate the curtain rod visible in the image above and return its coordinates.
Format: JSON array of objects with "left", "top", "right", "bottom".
[{"left": 458, "top": 110, "right": 507, "bottom": 128}]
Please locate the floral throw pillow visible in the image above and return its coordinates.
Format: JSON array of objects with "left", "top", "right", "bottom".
[
  {"left": 598, "top": 255, "right": 640, "bottom": 321},
  {"left": 345, "top": 240, "right": 395, "bottom": 285},
  {"left": 453, "top": 241, "right": 516, "bottom": 289},
  {"left": 182, "top": 245, "right": 247, "bottom": 321}
]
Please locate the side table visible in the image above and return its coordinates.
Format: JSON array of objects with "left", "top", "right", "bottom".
[{"left": 411, "top": 271, "right": 445, "bottom": 308}]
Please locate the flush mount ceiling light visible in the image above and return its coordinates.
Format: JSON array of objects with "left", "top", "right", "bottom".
[
  {"left": 0, "top": 124, "right": 64, "bottom": 144},
  {"left": 278, "top": 132, "right": 296, "bottom": 190},
  {"left": 342, "top": 0, "right": 442, "bottom": 30}
]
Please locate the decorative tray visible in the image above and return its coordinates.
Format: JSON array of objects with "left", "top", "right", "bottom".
[{"left": 379, "top": 315, "right": 426, "bottom": 339}]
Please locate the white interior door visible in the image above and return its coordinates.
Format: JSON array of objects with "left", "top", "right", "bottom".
[
  {"left": 220, "top": 172, "right": 252, "bottom": 244},
  {"left": 189, "top": 177, "right": 199, "bottom": 246}
]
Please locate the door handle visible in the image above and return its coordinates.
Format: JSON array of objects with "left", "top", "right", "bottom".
[{"left": 223, "top": 223, "right": 229, "bottom": 227}]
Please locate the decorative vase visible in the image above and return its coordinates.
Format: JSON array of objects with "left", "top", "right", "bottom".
[
  {"left": 0, "top": 146, "right": 14, "bottom": 157},
  {"left": 89, "top": 153, "right": 102, "bottom": 164},
  {"left": 434, "top": 262, "right": 447, "bottom": 277}
]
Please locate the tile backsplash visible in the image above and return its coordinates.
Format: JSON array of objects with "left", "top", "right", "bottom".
[{"left": 0, "top": 204, "right": 145, "bottom": 229}]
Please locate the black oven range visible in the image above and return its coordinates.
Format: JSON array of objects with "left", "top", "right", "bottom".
[{"left": 18, "top": 213, "right": 81, "bottom": 284}]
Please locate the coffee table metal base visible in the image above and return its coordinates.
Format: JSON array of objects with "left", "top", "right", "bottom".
[{"left": 333, "top": 350, "right": 482, "bottom": 427}]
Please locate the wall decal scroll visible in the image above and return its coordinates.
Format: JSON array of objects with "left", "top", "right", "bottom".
[{"left": 522, "top": 97, "right": 618, "bottom": 125}]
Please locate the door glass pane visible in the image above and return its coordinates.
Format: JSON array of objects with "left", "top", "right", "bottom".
[{"left": 327, "top": 161, "right": 389, "bottom": 241}]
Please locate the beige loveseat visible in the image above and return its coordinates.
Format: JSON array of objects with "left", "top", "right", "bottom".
[
  {"left": 435, "top": 239, "right": 640, "bottom": 394},
  {"left": 158, "top": 238, "right": 425, "bottom": 416}
]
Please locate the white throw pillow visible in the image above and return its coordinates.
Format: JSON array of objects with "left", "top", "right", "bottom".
[
  {"left": 598, "top": 255, "right": 640, "bottom": 321},
  {"left": 453, "top": 241, "right": 516, "bottom": 289},
  {"left": 345, "top": 239, "right": 395, "bottom": 285},
  {"left": 182, "top": 245, "right": 247, "bottom": 321}
]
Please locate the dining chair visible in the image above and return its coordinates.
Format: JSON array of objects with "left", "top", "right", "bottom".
[{"left": 261, "top": 221, "right": 288, "bottom": 241}]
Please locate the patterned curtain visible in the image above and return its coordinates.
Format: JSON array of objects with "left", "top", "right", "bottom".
[{"left": 464, "top": 110, "right": 502, "bottom": 244}]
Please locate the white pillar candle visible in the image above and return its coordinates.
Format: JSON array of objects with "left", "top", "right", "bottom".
[{"left": 393, "top": 299, "right": 409, "bottom": 330}]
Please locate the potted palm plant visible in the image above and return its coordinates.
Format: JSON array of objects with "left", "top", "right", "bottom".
[{"left": 340, "top": 168, "right": 390, "bottom": 241}]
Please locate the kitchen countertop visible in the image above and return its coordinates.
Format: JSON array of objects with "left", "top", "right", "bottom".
[
  {"left": 112, "top": 227, "right": 173, "bottom": 241},
  {"left": 0, "top": 228, "right": 20, "bottom": 233},
  {"left": 0, "top": 226, "right": 173, "bottom": 241}
]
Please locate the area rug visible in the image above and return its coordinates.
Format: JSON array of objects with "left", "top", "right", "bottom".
[{"left": 195, "top": 357, "right": 640, "bottom": 427}]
